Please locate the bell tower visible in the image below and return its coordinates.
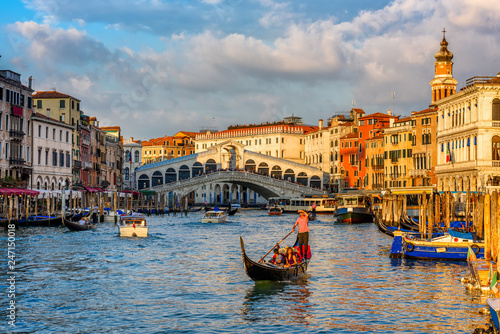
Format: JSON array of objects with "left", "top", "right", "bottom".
[{"left": 430, "top": 29, "right": 458, "bottom": 104}]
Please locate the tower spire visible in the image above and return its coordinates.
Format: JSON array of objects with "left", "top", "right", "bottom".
[{"left": 429, "top": 30, "right": 457, "bottom": 104}]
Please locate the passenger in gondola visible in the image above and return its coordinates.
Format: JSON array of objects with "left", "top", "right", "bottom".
[
  {"left": 270, "top": 247, "right": 285, "bottom": 267},
  {"left": 284, "top": 246, "right": 298, "bottom": 268}
]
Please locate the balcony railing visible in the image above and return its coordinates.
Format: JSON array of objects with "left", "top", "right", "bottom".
[
  {"left": 391, "top": 157, "right": 398, "bottom": 164},
  {"left": 372, "top": 164, "right": 384, "bottom": 170},
  {"left": 82, "top": 138, "right": 90, "bottom": 147},
  {"left": 9, "top": 157, "right": 25, "bottom": 166},
  {"left": 73, "top": 160, "right": 81, "bottom": 169},
  {"left": 9, "top": 129, "right": 25, "bottom": 140},
  {"left": 83, "top": 161, "right": 92, "bottom": 170}
]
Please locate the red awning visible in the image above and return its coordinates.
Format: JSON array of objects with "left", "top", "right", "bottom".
[
  {"left": 12, "top": 106, "right": 23, "bottom": 117},
  {"left": 84, "top": 187, "right": 99, "bottom": 193},
  {"left": 0, "top": 188, "right": 38, "bottom": 196}
]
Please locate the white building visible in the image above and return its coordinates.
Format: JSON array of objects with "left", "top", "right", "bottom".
[
  {"left": 31, "top": 112, "right": 74, "bottom": 190},
  {"left": 123, "top": 137, "right": 143, "bottom": 190},
  {"left": 195, "top": 116, "right": 317, "bottom": 165},
  {"left": 0, "top": 70, "right": 34, "bottom": 185}
]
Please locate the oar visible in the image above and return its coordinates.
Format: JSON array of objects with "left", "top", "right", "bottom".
[{"left": 258, "top": 229, "right": 295, "bottom": 263}]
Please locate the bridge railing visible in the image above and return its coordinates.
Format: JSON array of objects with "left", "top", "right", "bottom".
[{"left": 148, "top": 169, "right": 326, "bottom": 194}]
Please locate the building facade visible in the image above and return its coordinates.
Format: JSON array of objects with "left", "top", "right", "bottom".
[
  {"left": 384, "top": 117, "right": 413, "bottom": 188},
  {"left": 435, "top": 74, "right": 500, "bottom": 192},
  {"left": 32, "top": 91, "right": 82, "bottom": 185},
  {"left": 123, "top": 137, "right": 143, "bottom": 190},
  {"left": 31, "top": 113, "right": 73, "bottom": 190},
  {"left": 410, "top": 108, "right": 438, "bottom": 187},
  {"left": 0, "top": 70, "right": 34, "bottom": 187},
  {"left": 195, "top": 116, "right": 317, "bottom": 165}
]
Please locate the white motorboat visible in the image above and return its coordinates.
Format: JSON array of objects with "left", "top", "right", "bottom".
[
  {"left": 118, "top": 214, "right": 148, "bottom": 237},
  {"left": 201, "top": 210, "right": 228, "bottom": 223}
]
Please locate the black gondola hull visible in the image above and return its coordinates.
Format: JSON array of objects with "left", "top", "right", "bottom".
[
  {"left": 240, "top": 236, "right": 309, "bottom": 281},
  {"left": 64, "top": 217, "right": 95, "bottom": 231}
]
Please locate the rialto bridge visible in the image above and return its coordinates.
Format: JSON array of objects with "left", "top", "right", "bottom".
[{"left": 134, "top": 140, "right": 328, "bottom": 205}]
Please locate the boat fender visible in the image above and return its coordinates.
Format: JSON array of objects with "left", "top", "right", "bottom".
[
  {"left": 132, "top": 232, "right": 137, "bottom": 237},
  {"left": 405, "top": 242, "right": 414, "bottom": 252},
  {"left": 103, "top": 211, "right": 109, "bottom": 216},
  {"left": 471, "top": 244, "right": 480, "bottom": 255}
]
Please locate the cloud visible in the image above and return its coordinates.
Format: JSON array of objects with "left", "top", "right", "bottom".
[{"left": 7, "top": 0, "right": 500, "bottom": 140}]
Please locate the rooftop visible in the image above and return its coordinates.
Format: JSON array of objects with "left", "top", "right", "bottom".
[{"left": 33, "top": 90, "right": 80, "bottom": 101}]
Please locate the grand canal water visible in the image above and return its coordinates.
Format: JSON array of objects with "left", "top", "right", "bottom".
[{"left": 0, "top": 210, "right": 490, "bottom": 333}]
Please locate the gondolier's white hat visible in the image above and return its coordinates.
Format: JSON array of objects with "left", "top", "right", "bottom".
[{"left": 297, "top": 210, "right": 306, "bottom": 215}]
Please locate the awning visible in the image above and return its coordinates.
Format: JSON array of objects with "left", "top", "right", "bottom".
[
  {"left": 0, "top": 188, "right": 39, "bottom": 196},
  {"left": 139, "top": 190, "right": 156, "bottom": 196},
  {"left": 122, "top": 190, "right": 140, "bottom": 196},
  {"left": 12, "top": 106, "right": 23, "bottom": 117},
  {"left": 84, "top": 187, "right": 99, "bottom": 193}
]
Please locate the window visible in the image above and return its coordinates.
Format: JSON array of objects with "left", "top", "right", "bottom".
[
  {"left": 134, "top": 151, "right": 140, "bottom": 162},
  {"left": 66, "top": 131, "right": 69, "bottom": 142},
  {"left": 493, "top": 136, "right": 500, "bottom": 160},
  {"left": 5, "top": 142, "right": 8, "bottom": 159},
  {"left": 493, "top": 99, "right": 500, "bottom": 121},
  {"left": 0, "top": 87, "right": 2, "bottom": 100},
  {"left": 46, "top": 127, "right": 49, "bottom": 138},
  {"left": 53, "top": 151, "right": 57, "bottom": 166},
  {"left": 45, "top": 150, "right": 49, "bottom": 165},
  {"left": 37, "top": 100, "right": 42, "bottom": 109},
  {"left": 53, "top": 129, "right": 56, "bottom": 139},
  {"left": 66, "top": 153, "right": 70, "bottom": 167},
  {"left": 60, "top": 152, "right": 64, "bottom": 167},
  {"left": 38, "top": 149, "right": 42, "bottom": 164},
  {"left": 77, "top": 102, "right": 80, "bottom": 111},
  {"left": 0, "top": 112, "right": 2, "bottom": 130},
  {"left": 60, "top": 100, "right": 65, "bottom": 108},
  {"left": 124, "top": 167, "right": 130, "bottom": 180}
]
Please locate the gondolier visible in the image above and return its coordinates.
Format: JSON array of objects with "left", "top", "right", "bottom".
[{"left": 292, "top": 210, "right": 309, "bottom": 260}]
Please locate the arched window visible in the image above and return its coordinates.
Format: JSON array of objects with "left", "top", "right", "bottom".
[
  {"left": 493, "top": 99, "right": 500, "bottom": 121},
  {"left": 134, "top": 151, "right": 140, "bottom": 162},
  {"left": 125, "top": 150, "right": 130, "bottom": 162},
  {"left": 492, "top": 136, "right": 500, "bottom": 161},
  {"left": 124, "top": 167, "right": 130, "bottom": 180}
]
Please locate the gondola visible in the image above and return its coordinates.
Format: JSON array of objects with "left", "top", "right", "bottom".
[
  {"left": 227, "top": 208, "right": 238, "bottom": 216},
  {"left": 240, "top": 236, "right": 309, "bottom": 281},
  {"left": 17, "top": 215, "right": 63, "bottom": 227},
  {"left": 63, "top": 217, "right": 96, "bottom": 231}
]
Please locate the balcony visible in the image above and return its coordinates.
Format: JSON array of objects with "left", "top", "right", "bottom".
[
  {"left": 82, "top": 138, "right": 90, "bottom": 147},
  {"left": 410, "top": 169, "right": 429, "bottom": 177},
  {"left": 83, "top": 161, "right": 92, "bottom": 170},
  {"left": 73, "top": 160, "right": 81, "bottom": 169},
  {"left": 9, "top": 157, "right": 25, "bottom": 167},
  {"left": 372, "top": 164, "right": 384, "bottom": 170},
  {"left": 9, "top": 129, "right": 25, "bottom": 141},
  {"left": 391, "top": 157, "right": 398, "bottom": 164}
]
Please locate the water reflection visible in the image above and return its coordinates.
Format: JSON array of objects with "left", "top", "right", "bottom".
[{"left": 242, "top": 281, "right": 312, "bottom": 326}]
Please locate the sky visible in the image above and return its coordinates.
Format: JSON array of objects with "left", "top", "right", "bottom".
[{"left": 1, "top": 0, "right": 499, "bottom": 141}]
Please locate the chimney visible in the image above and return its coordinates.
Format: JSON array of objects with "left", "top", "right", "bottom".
[
  {"left": 46, "top": 108, "right": 50, "bottom": 118},
  {"left": 387, "top": 109, "right": 392, "bottom": 116},
  {"left": 28, "top": 76, "right": 32, "bottom": 89},
  {"left": 319, "top": 119, "right": 323, "bottom": 130},
  {"left": 130, "top": 137, "right": 134, "bottom": 141}
]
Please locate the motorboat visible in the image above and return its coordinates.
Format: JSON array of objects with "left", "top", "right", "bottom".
[
  {"left": 268, "top": 206, "right": 283, "bottom": 216},
  {"left": 118, "top": 214, "right": 148, "bottom": 237},
  {"left": 201, "top": 210, "right": 228, "bottom": 223}
]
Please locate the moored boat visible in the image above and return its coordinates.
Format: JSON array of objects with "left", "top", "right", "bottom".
[
  {"left": 118, "top": 214, "right": 148, "bottom": 237},
  {"left": 334, "top": 194, "right": 373, "bottom": 224},
  {"left": 201, "top": 210, "right": 228, "bottom": 223},
  {"left": 390, "top": 229, "right": 484, "bottom": 260},
  {"left": 240, "top": 236, "right": 309, "bottom": 281}
]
